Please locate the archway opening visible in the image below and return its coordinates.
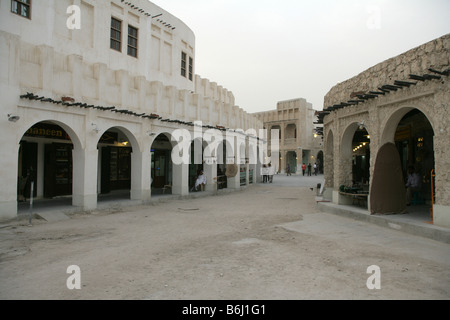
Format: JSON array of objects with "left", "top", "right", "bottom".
[
  {"left": 189, "top": 138, "right": 205, "bottom": 192},
  {"left": 97, "top": 128, "right": 133, "bottom": 199},
  {"left": 286, "top": 151, "right": 297, "bottom": 175},
  {"left": 18, "top": 121, "right": 74, "bottom": 204},
  {"left": 151, "top": 133, "right": 173, "bottom": 195},
  {"left": 352, "top": 127, "right": 371, "bottom": 189},
  {"left": 394, "top": 109, "right": 435, "bottom": 207},
  {"left": 317, "top": 151, "right": 324, "bottom": 175}
]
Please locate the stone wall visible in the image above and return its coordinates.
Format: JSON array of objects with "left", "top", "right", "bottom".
[
  {"left": 324, "top": 34, "right": 450, "bottom": 108},
  {"left": 321, "top": 34, "right": 450, "bottom": 227}
]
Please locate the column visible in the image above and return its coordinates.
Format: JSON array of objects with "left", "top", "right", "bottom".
[
  {"left": 172, "top": 162, "right": 189, "bottom": 196},
  {"left": 0, "top": 140, "right": 19, "bottom": 221},
  {"left": 72, "top": 143, "right": 98, "bottom": 211},
  {"left": 130, "top": 143, "right": 152, "bottom": 203}
]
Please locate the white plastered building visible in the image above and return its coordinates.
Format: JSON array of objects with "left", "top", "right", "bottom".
[{"left": 0, "top": 0, "right": 264, "bottom": 221}]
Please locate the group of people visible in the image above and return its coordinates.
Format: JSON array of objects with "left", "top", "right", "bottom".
[
  {"left": 301, "top": 163, "right": 319, "bottom": 176},
  {"left": 261, "top": 163, "right": 275, "bottom": 183},
  {"left": 286, "top": 163, "right": 319, "bottom": 176}
]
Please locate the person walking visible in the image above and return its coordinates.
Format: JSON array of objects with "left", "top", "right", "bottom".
[
  {"left": 261, "top": 165, "right": 269, "bottom": 183},
  {"left": 268, "top": 163, "right": 274, "bottom": 183},
  {"left": 286, "top": 164, "right": 291, "bottom": 176},
  {"left": 405, "top": 165, "right": 421, "bottom": 205},
  {"left": 307, "top": 163, "right": 312, "bottom": 176},
  {"left": 313, "top": 163, "right": 318, "bottom": 176},
  {"left": 302, "top": 163, "right": 306, "bottom": 176}
]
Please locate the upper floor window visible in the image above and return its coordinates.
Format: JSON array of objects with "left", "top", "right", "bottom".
[
  {"left": 11, "top": 0, "right": 31, "bottom": 19},
  {"left": 127, "top": 25, "right": 138, "bottom": 58},
  {"left": 181, "top": 52, "right": 187, "bottom": 78},
  {"left": 189, "top": 57, "right": 193, "bottom": 81},
  {"left": 110, "top": 17, "right": 122, "bottom": 52},
  {"left": 181, "top": 52, "right": 194, "bottom": 81}
]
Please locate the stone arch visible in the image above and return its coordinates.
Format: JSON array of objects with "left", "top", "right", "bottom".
[
  {"left": 340, "top": 122, "right": 372, "bottom": 187},
  {"left": 380, "top": 107, "right": 436, "bottom": 209},
  {"left": 380, "top": 106, "right": 436, "bottom": 146}
]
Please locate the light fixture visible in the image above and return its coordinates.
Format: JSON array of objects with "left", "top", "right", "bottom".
[
  {"left": 357, "top": 122, "right": 366, "bottom": 130},
  {"left": 7, "top": 114, "right": 20, "bottom": 122},
  {"left": 147, "top": 131, "right": 156, "bottom": 136},
  {"left": 91, "top": 123, "right": 100, "bottom": 133}
]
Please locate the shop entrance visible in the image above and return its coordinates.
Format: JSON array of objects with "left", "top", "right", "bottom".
[
  {"left": 151, "top": 134, "right": 173, "bottom": 195},
  {"left": 98, "top": 129, "right": 133, "bottom": 195},
  {"left": 18, "top": 122, "right": 74, "bottom": 200},
  {"left": 394, "top": 109, "right": 435, "bottom": 204}
]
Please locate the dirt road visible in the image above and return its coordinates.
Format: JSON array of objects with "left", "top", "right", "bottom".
[{"left": 1, "top": 182, "right": 449, "bottom": 300}]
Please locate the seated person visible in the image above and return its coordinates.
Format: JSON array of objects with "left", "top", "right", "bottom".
[
  {"left": 405, "top": 165, "right": 421, "bottom": 205},
  {"left": 195, "top": 170, "right": 207, "bottom": 191}
]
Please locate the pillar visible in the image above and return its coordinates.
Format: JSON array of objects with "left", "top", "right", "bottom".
[
  {"left": 130, "top": 144, "right": 152, "bottom": 202},
  {"left": 72, "top": 143, "right": 98, "bottom": 211}
]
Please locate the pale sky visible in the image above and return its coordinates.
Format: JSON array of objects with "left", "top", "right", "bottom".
[{"left": 151, "top": 0, "right": 450, "bottom": 113}]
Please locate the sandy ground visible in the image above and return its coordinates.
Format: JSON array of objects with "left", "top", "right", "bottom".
[{"left": 0, "top": 180, "right": 449, "bottom": 300}]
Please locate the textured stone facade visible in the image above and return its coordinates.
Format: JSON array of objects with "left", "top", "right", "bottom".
[
  {"left": 321, "top": 34, "right": 450, "bottom": 228},
  {"left": 253, "top": 98, "right": 323, "bottom": 174}
]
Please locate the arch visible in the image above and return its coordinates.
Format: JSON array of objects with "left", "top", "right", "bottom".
[
  {"left": 381, "top": 106, "right": 436, "bottom": 146},
  {"left": 316, "top": 150, "right": 324, "bottom": 174},
  {"left": 18, "top": 119, "right": 82, "bottom": 150},
  {"left": 18, "top": 120, "right": 82, "bottom": 201},
  {"left": 96, "top": 126, "right": 140, "bottom": 198},
  {"left": 340, "top": 122, "right": 372, "bottom": 187},
  {"left": 97, "top": 125, "right": 140, "bottom": 152},
  {"left": 385, "top": 108, "right": 436, "bottom": 209},
  {"left": 151, "top": 132, "right": 174, "bottom": 194}
]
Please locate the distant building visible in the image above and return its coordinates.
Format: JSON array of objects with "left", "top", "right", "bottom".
[
  {"left": 318, "top": 34, "right": 450, "bottom": 228},
  {"left": 0, "top": 0, "right": 263, "bottom": 221},
  {"left": 253, "top": 98, "right": 323, "bottom": 174}
]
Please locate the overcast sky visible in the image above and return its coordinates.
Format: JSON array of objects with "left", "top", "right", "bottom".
[{"left": 151, "top": 0, "right": 450, "bottom": 113}]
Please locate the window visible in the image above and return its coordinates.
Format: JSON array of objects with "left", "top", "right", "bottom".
[
  {"left": 110, "top": 17, "right": 122, "bottom": 52},
  {"left": 181, "top": 52, "right": 187, "bottom": 77},
  {"left": 11, "top": 0, "right": 31, "bottom": 19},
  {"left": 127, "top": 25, "right": 138, "bottom": 58},
  {"left": 189, "top": 57, "right": 193, "bottom": 81}
]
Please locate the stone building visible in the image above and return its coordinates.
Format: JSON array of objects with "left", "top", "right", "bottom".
[
  {"left": 318, "top": 34, "right": 450, "bottom": 228},
  {"left": 0, "top": 0, "right": 264, "bottom": 221},
  {"left": 253, "top": 98, "right": 323, "bottom": 174}
]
